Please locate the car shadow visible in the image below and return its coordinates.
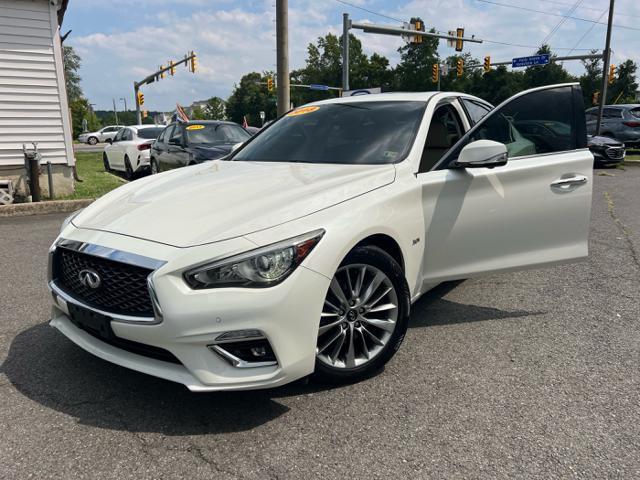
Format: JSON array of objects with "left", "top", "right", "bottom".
[{"left": 1, "top": 281, "right": 542, "bottom": 436}]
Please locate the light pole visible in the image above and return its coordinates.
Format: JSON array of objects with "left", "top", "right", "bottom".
[
  {"left": 120, "top": 97, "right": 128, "bottom": 112},
  {"left": 276, "top": 0, "right": 290, "bottom": 116},
  {"left": 112, "top": 98, "right": 119, "bottom": 125}
]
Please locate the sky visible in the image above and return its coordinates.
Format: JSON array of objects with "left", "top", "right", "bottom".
[{"left": 63, "top": 0, "right": 640, "bottom": 112}]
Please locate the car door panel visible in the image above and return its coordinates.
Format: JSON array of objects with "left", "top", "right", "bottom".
[{"left": 416, "top": 84, "right": 592, "bottom": 287}]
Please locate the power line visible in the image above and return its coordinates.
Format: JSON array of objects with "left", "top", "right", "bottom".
[
  {"left": 504, "top": 0, "right": 640, "bottom": 19},
  {"left": 474, "top": 0, "right": 640, "bottom": 31},
  {"left": 333, "top": 0, "right": 405, "bottom": 24},
  {"left": 480, "top": 37, "right": 595, "bottom": 50},
  {"left": 567, "top": 7, "right": 608, "bottom": 55},
  {"left": 539, "top": 0, "right": 585, "bottom": 47}
]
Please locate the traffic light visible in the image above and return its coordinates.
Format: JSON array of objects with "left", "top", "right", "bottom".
[
  {"left": 592, "top": 90, "right": 600, "bottom": 105},
  {"left": 160, "top": 65, "right": 165, "bottom": 79},
  {"left": 457, "top": 58, "right": 464, "bottom": 77},
  {"left": 483, "top": 56, "right": 491, "bottom": 73},
  {"left": 608, "top": 64, "right": 615, "bottom": 85},
  {"left": 455, "top": 28, "right": 464, "bottom": 52},
  {"left": 432, "top": 64, "right": 439, "bottom": 84},
  {"left": 410, "top": 18, "right": 424, "bottom": 44},
  {"left": 190, "top": 52, "right": 197, "bottom": 73},
  {"left": 267, "top": 76, "right": 274, "bottom": 92},
  {"left": 137, "top": 91, "right": 144, "bottom": 106},
  {"left": 169, "top": 60, "right": 175, "bottom": 76},
  {"left": 142, "top": 110, "right": 148, "bottom": 119}
]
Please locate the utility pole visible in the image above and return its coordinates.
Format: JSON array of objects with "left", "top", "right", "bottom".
[
  {"left": 342, "top": 13, "right": 350, "bottom": 91},
  {"left": 595, "top": 0, "right": 615, "bottom": 136},
  {"left": 112, "top": 98, "right": 119, "bottom": 125},
  {"left": 134, "top": 82, "right": 141, "bottom": 124},
  {"left": 120, "top": 97, "right": 127, "bottom": 112},
  {"left": 276, "top": 0, "right": 290, "bottom": 116}
]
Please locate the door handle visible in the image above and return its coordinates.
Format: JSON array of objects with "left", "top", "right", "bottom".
[{"left": 551, "top": 174, "right": 588, "bottom": 189}]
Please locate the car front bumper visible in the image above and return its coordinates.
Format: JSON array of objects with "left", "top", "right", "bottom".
[{"left": 48, "top": 228, "right": 330, "bottom": 392}]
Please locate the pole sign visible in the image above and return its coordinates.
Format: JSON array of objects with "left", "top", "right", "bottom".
[
  {"left": 259, "top": 111, "right": 265, "bottom": 121},
  {"left": 309, "top": 84, "right": 330, "bottom": 91},
  {"left": 512, "top": 54, "right": 550, "bottom": 68}
]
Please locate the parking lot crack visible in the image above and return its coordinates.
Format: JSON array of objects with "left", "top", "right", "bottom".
[{"left": 604, "top": 191, "right": 640, "bottom": 272}]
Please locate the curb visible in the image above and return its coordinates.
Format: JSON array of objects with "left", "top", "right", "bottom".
[{"left": 0, "top": 199, "right": 94, "bottom": 218}]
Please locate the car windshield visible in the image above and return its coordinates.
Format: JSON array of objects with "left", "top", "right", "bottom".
[
  {"left": 232, "top": 101, "right": 426, "bottom": 164},
  {"left": 137, "top": 127, "right": 164, "bottom": 139},
  {"left": 185, "top": 123, "right": 250, "bottom": 145}
]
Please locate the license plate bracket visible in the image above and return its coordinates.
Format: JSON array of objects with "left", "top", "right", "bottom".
[{"left": 68, "top": 303, "right": 114, "bottom": 341}]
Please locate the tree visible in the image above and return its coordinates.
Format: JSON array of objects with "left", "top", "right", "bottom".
[
  {"left": 63, "top": 46, "right": 99, "bottom": 137},
  {"left": 226, "top": 72, "right": 276, "bottom": 125},
  {"left": 523, "top": 45, "right": 576, "bottom": 88},
  {"left": 201, "top": 97, "right": 226, "bottom": 120},
  {"left": 579, "top": 52, "right": 602, "bottom": 107},
  {"left": 393, "top": 22, "right": 440, "bottom": 92},
  {"left": 608, "top": 59, "right": 639, "bottom": 104}
]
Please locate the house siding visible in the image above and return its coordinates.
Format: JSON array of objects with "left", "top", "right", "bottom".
[{"left": 0, "top": 0, "right": 73, "bottom": 169}]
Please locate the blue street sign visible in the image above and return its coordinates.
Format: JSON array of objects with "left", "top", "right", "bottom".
[
  {"left": 309, "top": 84, "right": 330, "bottom": 91},
  {"left": 512, "top": 54, "right": 550, "bottom": 68}
]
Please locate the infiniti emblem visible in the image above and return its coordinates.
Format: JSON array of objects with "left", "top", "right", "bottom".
[{"left": 78, "top": 269, "right": 102, "bottom": 289}]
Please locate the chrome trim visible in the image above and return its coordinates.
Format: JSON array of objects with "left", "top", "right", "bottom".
[
  {"left": 55, "top": 238, "right": 166, "bottom": 271},
  {"left": 208, "top": 344, "right": 278, "bottom": 369},
  {"left": 550, "top": 174, "right": 588, "bottom": 188},
  {"left": 214, "top": 329, "right": 266, "bottom": 343},
  {"left": 146, "top": 276, "right": 164, "bottom": 321},
  {"left": 49, "top": 280, "right": 160, "bottom": 324}
]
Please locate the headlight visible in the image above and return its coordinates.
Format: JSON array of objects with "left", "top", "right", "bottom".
[
  {"left": 184, "top": 229, "right": 325, "bottom": 289},
  {"left": 60, "top": 209, "right": 83, "bottom": 233}
]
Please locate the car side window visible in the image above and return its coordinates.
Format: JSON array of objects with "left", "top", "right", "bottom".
[
  {"left": 461, "top": 99, "right": 492, "bottom": 125},
  {"left": 419, "top": 103, "right": 465, "bottom": 173},
  {"left": 112, "top": 129, "right": 125, "bottom": 142},
  {"left": 158, "top": 125, "right": 172, "bottom": 143},
  {"left": 122, "top": 129, "right": 133, "bottom": 141},
  {"left": 442, "top": 86, "right": 579, "bottom": 163},
  {"left": 603, "top": 108, "right": 622, "bottom": 119},
  {"left": 170, "top": 124, "right": 183, "bottom": 144}
]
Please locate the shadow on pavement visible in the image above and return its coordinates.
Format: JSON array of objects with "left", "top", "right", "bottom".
[{"left": 1, "top": 281, "right": 542, "bottom": 435}]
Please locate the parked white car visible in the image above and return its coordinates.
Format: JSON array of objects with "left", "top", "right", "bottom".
[
  {"left": 103, "top": 125, "right": 165, "bottom": 178},
  {"left": 49, "top": 84, "right": 592, "bottom": 392},
  {"left": 78, "top": 125, "right": 122, "bottom": 145}
]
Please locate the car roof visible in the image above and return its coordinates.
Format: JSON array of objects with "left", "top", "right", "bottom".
[{"left": 308, "top": 91, "right": 440, "bottom": 106}]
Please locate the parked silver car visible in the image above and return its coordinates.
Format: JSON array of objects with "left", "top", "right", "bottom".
[
  {"left": 77, "top": 125, "right": 123, "bottom": 145},
  {"left": 585, "top": 105, "right": 640, "bottom": 147}
]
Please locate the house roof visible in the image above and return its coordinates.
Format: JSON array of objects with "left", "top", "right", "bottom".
[{"left": 57, "top": 0, "right": 70, "bottom": 25}]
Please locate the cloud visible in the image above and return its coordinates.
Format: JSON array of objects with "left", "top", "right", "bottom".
[{"left": 67, "top": 0, "right": 639, "bottom": 111}]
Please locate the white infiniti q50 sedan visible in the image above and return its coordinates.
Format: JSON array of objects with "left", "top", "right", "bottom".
[{"left": 48, "top": 84, "right": 593, "bottom": 391}]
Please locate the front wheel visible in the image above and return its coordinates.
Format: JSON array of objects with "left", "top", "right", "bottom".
[
  {"left": 314, "top": 246, "right": 410, "bottom": 383},
  {"left": 87, "top": 136, "right": 98, "bottom": 145},
  {"left": 150, "top": 158, "right": 159, "bottom": 174}
]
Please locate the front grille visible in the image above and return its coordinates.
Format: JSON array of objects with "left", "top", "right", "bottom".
[
  {"left": 606, "top": 147, "right": 625, "bottom": 160},
  {"left": 53, "top": 247, "right": 154, "bottom": 317}
]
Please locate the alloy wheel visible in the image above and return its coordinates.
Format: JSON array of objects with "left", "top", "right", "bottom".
[{"left": 316, "top": 263, "right": 399, "bottom": 369}]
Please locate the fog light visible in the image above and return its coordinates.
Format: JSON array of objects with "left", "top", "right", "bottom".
[
  {"left": 250, "top": 346, "right": 267, "bottom": 357},
  {"left": 208, "top": 338, "right": 277, "bottom": 369}
]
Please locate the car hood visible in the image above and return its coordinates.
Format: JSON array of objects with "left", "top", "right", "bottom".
[
  {"left": 587, "top": 135, "right": 623, "bottom": 146},
  {"left": 190, "top": 144, "right": 234, "bottom": 160},
  {"left": 73, "top": 160, "right": 396, "bottom": 247}
]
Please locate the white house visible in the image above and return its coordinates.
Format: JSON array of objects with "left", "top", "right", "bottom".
[{"left": 0, "top": 0, "right": 74, "bottom": 198}]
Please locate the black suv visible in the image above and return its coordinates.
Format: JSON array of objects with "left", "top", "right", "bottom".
[{"left": 150, "top": 121, "right": 251, "bottom": 173}]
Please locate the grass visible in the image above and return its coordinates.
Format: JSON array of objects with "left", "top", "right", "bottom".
[{"left": 60, "top": 151, "right": 126, "bottom": 200}]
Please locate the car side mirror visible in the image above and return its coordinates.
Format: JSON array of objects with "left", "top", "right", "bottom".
[{"left": 453, "top": 140, "right": 508, "bottom": 169}]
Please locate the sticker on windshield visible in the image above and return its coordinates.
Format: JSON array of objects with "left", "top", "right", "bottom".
[
  {"left": 186, "top": 124, "right": 205, "bottom": 130},
  {"left": 383, "top": 151, "right": 398, "bottom": 159},
  {"left": 287, "top": 106, "right": 320, "bottom": 116}
]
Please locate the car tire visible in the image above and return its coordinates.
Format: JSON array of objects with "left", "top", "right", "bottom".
[
  {"left": 88, "top": 136, "right": 98, "bottom": 145},
  {"left": 150, "top": 158, "right": 159, "bottom": 175},
  {"left": 313, "top": 245, "right": 410, "bottom": 384},
  {"left": 124, "top": 156, "right": 134, "bottom": 180},
  {"left": 103, "top": 153, "right": 111, "bottom": 172}
]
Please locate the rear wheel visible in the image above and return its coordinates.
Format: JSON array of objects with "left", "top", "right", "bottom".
[
  {"left": 124, "top": 156, "right": 134, "bottom": 180},
  {"left": 103, "top": 153, "right": 111, "bottom": 172},
  {"left": 150, "top": 158, "right": 159, "bottom": 174},
  {"left": 314, "top": 246, "right": 410, "bottom": 383}
]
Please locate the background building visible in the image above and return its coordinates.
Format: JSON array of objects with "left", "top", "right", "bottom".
[{"left": 0, "top": 0, "right": 74, "bottom": 198}]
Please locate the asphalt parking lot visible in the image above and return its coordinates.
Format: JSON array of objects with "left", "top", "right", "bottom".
[{"left": 1, "top": 167, "right": 639, "bottom": 479}]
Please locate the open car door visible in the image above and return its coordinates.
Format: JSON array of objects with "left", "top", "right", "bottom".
[{"left": 417, "top": 83, "right": 592, "bottom": 286}]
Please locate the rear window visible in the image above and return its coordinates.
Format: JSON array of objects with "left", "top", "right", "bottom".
[
  {"left": 137, "top": 128, "right": 164, "bottom": 139},
  {"left": 630, "top": 108, "right": 640, "bottom": 119}
]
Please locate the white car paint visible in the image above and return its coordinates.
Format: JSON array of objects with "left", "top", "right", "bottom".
[
  {"left": 78, "top": 125, "right": 122, "bottom": 144},
  {"left": 103, "top": 125, "right": 164, "bottom": 175},
  {"left": 48, "top": 84, "right": 593, "bottom": 391}
]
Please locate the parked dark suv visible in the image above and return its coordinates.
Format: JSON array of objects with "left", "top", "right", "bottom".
[
  {"left": 150, "top": 121, "right": 251, "bottom": 173},
  {"left": 585, "top": 105, "right": 640, "bottom": 147}
]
